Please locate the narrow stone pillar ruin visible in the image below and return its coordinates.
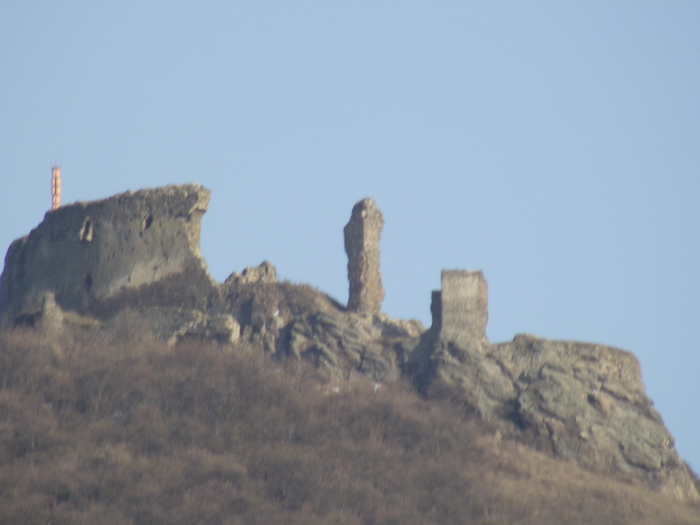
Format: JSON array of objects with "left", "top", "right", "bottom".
[
  {"left": 344, "top": 198, "right": 385, "bottom": 316},
  {"left": 431, "top": 269, "right": 489, "bottom": 349}
]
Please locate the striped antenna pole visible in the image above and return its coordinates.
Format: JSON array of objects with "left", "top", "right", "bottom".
[{"left": 51, "top": 166, "right": 61, "bottom": 210}]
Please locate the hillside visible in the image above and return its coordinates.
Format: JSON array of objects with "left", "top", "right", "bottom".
[
  {"left": 1, "top": 327, "right": 699, "bottom": 525},
  {"left": 1, "top": 183, "right": 699, "bottom": 523}
]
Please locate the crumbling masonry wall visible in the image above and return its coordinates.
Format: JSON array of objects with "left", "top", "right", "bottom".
[
  {"left": 0, "top": 183, "right": 698, "bottom": 503},
  {"left": 344, "top": 198, "right": 385, "bottom": 316},
  {"left": 431, "top": 269, "right": 488, "bottom": 348},
  {"left": 0, "top": 184, "right": 216, "bottom": 322}
]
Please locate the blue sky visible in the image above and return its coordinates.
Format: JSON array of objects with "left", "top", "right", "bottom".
[{"left": 1, "top": 2, "right": 699, "bottom": 471}]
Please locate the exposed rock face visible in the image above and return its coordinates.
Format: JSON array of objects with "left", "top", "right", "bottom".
[
  {"left": 344, "top": 198, "right": 384, "bottom": 316},
  {"left": 0, "top": 183, "right": 696, "bottom": 503},
  {"left": 221, "top": 277, "right": 411, "bottom": 382},
  {"left": 0, "top": 184, "right": 218, "bottom": 323},
  {"left": 403, "top": 271, "right": 699, "bottom": 502},
  {"left": 414, "top": 333, "right": 699, "bottom": 502},
  {"left": 373, "top": 312, "right": 424, "bottom": 340},
  {"left": 224, "top": 260, "right": 277, "bottom": 286},
  {"left": 492, "top": 335, "right": 697, "bottom": 501}
]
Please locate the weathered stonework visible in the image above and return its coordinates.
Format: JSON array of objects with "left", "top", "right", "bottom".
[
  {"left": 344, "top": 198, "right": 384, "bottom": 316},
  {"left": 431, "top": 269, "right": 489, "bottom": 349},
  {"left": 0, "top": 184, "right": 217, "bottom": 323},
  {"left": 0, "top": 183, "right": 697, "bottom": 503}
]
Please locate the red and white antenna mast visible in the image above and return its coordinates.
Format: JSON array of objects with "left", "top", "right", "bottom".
[{"left": 51, "top": 166, "right": 61, "bottom": 210}]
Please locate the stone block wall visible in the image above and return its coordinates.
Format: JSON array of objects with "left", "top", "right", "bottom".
[
  {"left": 431, "top": 269, "right": 488, "bottom": 348},
  {"left": 0, "top": 184, "right": 215, "bottom": 322}
]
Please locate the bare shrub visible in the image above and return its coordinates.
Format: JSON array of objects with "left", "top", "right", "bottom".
[{"left": 0, "top": 326, "right": 697, "bottom": 524}]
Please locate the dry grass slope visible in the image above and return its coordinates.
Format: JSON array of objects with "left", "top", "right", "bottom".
[{"left": 0, "top": 328, "right": 698, "bottom": 525}]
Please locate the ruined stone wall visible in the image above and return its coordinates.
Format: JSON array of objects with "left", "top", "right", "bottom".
[
  {"left": 344, "top": 198, "right": 384, "bottom": 316},
  {"left": 0, "top": 184, "right": 216, "bottom": 322},
  {"left": 432, "top": 269, "right": 488, "bottom": 348},
  {"left": 0, "top": 182, "right": 697, "bottom": 502}
]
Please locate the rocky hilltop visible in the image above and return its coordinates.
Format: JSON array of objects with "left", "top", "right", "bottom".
[{"left": 0, "top": 184, "right": 697, "bottom": 503}]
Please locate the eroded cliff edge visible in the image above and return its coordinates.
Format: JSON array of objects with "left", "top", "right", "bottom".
[{"left": 0, "top": 183, "right": 697, "bottom": 503}]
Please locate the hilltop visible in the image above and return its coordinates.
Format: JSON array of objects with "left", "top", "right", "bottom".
[{"left": 0, "top": 184, "right": 698, "bottom": 523}]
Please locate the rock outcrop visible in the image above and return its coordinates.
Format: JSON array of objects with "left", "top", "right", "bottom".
[
  {"left": 491, "top": 335, "right": 695, "bottom": 501},
  {"left": 344, "top": 198, "right": 384, "bottom": 316},
  {"left": 404, "top": 273, "right": 699, "bottom": 502},
  {"left": 0, "top": 183, "right": 697, "bottom": 503},
  {"left": 224, "top": 260, "right": 277, "bottom": 286}
]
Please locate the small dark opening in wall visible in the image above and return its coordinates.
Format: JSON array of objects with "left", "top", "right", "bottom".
[
  {"left": 84, "top": 273, "right": 93, "bottom": 292},
  {"left": 143, "top": 215, "right": 153, "bottom": 230},
  {"left": 79, "top": 219, "right": 93, "bottom": 243}
]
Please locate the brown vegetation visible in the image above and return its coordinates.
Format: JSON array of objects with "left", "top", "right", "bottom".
[{"left": 0, "top": 328, "right": 698, "bottom": 524}]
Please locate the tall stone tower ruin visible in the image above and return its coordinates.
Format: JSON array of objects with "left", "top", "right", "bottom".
[{"left": 344, "top": 198, "right": 384, "bottom": 316}]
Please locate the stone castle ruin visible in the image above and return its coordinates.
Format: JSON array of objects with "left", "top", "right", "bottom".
[
  {"left": 0, "top": 184, "right": 217, "bottom": 321},
  {"left": 431, "top": 270, "right": 489, "bottom": 351},
  {"left": 344, "top": 197, "right": 385, "bottom": 316},
  {"left": 0, "top": 184, "right": 697, "bottom": 503}
]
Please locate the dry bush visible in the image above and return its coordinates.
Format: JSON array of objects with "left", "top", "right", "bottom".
[{"left": 0, "top": 327, "right": 697, "bottom": 524}]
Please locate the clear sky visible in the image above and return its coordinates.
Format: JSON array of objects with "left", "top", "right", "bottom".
[{"left": 1, "top": 3, "right": 699, "bottom": 471}]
